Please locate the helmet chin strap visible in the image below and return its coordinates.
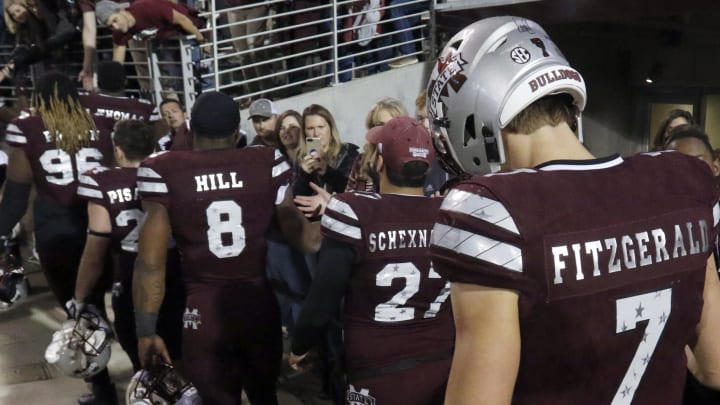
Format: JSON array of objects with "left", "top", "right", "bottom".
[{"left": 577, "top": 113, "right": 584, "bottom": 144}]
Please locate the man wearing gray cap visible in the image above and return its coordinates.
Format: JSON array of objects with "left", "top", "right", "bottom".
[
  {"left": 248, "top": 98, "right": 279, "bottom": 147},
  {"left": 133, "top": 91, "right": 320, "bottom": 404}
]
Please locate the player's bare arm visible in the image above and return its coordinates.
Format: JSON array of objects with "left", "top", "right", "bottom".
[
  {"left": 6, "top": 147, "right": 32, "bottom": 185},
  {"left": 276, "top": 186, "right": 322, "bottom": 253},
  {"left": 689, "top": 255, "right": 720, "bottom": 389},
  {"left": 0, "top": 147, "right": 33, "bottom": 237},
  {"left": 133, "top": 200, "right": 171, "bottom": 367},
  {"left": 74, "top": 202, "right": 112, "bottom": 302},
  {"left": 446, "top": 282, "right": 521, "bottom": 405},
  {"left": 290, "top": 238, "right": 354, "bottom": 369}
]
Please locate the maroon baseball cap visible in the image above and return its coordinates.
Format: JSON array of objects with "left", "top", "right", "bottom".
[{"left": 366, "top": 116, "right": 434, "bottom": 173}]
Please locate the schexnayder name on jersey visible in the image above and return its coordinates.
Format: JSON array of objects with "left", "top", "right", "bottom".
[
  {"left": 368, "top": 228, "right": 430, "bottom": 252},
  {"left": 528, "top": 68, "right": 582, "bottom": 93},
  {"left": 551, "top": 219, "right": 709, "bottom": 285}
]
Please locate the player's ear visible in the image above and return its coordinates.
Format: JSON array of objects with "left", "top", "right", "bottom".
[
  {"left": 113, "top": 145, "right": 125, "bottom": 163},
  {"left": 375, "top": 154, "right": 386, "bottom": 173},
  {"left": 711, "top": 158, "right": 720, "bottom": 177}
]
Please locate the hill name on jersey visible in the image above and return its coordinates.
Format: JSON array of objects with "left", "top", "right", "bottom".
[
  {"left": 368, "top": 228, "right": 430, "bottom": 252},
  {"left": 552, "top": 219, "right": 709, "bottom": 285},
  {"left": 194, "top": 172, "right": 244, "bottom": 192}
]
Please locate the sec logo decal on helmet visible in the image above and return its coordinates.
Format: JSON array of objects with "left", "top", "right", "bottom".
[{"left": 427, "top": 16, "right": 587, "bottom": 176}]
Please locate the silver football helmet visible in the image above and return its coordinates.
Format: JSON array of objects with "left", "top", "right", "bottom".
[
  {"left": 427, "top": 16, "right": 587, "bottom": 175},
  {"left": 44, "top": 310, "right": 112, "bottom": 378},
  {"left": 126, "top": 362, "right": 202, "bottom": 405}
]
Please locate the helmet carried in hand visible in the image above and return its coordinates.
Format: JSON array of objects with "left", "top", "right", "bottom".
[
  {"left": 44, "top": 311, "right": 112, "bottom": 378},
  {"left": 126, "top": 361, "right": 202, "bottom": 405}
]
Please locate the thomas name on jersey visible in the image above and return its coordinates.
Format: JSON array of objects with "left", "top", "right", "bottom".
[
  {"left": 194, "top": 172, "right": 244, "bottom": 192},
  {"left": 94, "top": 108, "right": 146, "bottom": 121},
  {"left": 367, "top": 228, "right": 430, "bottom": 253},
  {"left": 551, "top": 219, "right": 709, "bottom": 285}
]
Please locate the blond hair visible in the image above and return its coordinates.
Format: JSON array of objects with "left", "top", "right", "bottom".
[
  {"left": 4, "top": 0, "right": 37, "bottom": 34},
  {"left": 357, "top": 98, "right": 408, "bottom": 182},
  {"left": 33, "top": 73, "right": 97, "bottom": 154},
  {"left": 364, "top": 97, "right": 407, "bottom": 130}
]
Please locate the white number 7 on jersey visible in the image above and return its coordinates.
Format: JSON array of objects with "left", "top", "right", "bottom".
[{"left": 612, "top": 288, "right": 671, "bottom": 405}]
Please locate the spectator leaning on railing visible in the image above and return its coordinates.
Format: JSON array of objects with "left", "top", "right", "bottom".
[
  {"left": 95, "top": 0, "right": 206, "bottom": 93},
  {"left": 1, "top": 0, "right": 79, "bottom": 83}
]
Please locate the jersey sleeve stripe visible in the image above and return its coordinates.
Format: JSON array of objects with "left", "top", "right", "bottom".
[
  {"left": 275, "top": 184, "right": 289, "bottom": 205},
  {"left": 321, "top": 215, "right": 361, "bottom": 240},
  {"left": 431, "top": 223, "right": 523, "bottom": 272},
  {"left": 78, "top": 174, "right": 99, "bottom": 186},
  {"left": 156, "top": 135, "right": 171, "bottom": 151},
  {"left": 272, "top": 161, "right": 291, "bottom": 178},
  {"left": 440, "top": 189, "right": 519, "bottom": 234},
  {"left": 326, "top": 198, "right": 359, "bottom": 220},
  {"left": 137, "top": 181, "right": 168, "bottom": 193},
  {"left": 138, "top": 167, "right": 162, "bottom": 179},
  {"left": 77, "top": 186, "right": 104, "bottom": 199},
  {"left": 5, "top": 133, "right": 26, "bottom": 144},
  {"left": 713, "top": 202, "right": 720, "bottom": 227},
  {"left": 149, "top": 107, "right": 161, "bottom": 121}
]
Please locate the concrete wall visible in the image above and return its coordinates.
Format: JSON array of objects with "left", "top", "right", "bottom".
[{"left": 240, "top": 64, "right": 429, "bottom": 148}]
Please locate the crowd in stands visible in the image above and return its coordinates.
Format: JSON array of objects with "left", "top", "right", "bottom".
[
  {"left": 0, "top": 0, "right": 431, "bottom": 106},
  {"left": 2, "top": 6, "right": 720, "bottom": 405}
]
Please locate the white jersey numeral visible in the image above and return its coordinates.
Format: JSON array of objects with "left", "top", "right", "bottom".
[
  {"left": 612, "top": 288, "right": 672, "bottom": 405},
  {"left": 206, "top": 200, "right": 246, "bottom": 258},
  {"left": 115, "top": 208, "right": 144, "bottom": 253},
  {"left": 39, "top": 147, "right": 103, "bottom": 185},
  {"left": 374, "top": 262, "right": 450, "bottom": 323}
]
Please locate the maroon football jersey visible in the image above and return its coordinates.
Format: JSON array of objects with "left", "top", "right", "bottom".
[
  {"left": 137, "top": 146, "right": 292, "bottom": 282},
  {"left": 77, "top": 166, "right": 142, "bottom": 280},
  {"left": 321, "top": 192, "right": 454, "bottom": 372},
  {"left": 79, "top": 92, "right": 160, "bottom": 122},
  {"left": 5, "top": 113, "right": 115, "bottom": 207},
  {"left": 431, "top": 152, "right": 720, "bottom": 405}
]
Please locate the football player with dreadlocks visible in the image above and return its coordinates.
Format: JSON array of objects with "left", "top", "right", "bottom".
[{"left": 0, "top": 71, "right": 117, "bottom": 405}]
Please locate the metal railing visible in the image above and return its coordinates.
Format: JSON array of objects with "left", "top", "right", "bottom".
[
  {"left": 0, "top": 0, "right": 432, "bottom": 110},
  {"left": 188, "top": 0, "right": 432, "bottom": 107}
]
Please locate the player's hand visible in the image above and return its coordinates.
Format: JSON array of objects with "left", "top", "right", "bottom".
[
  {"left": 195, "top": 33, "right": 206, "bottom": 44},
  {"left": 65, "top": 298, "right": 86, "bottom": 321},
  {"left": 78, "top": 69, "right": 93, "bottom": 91},
  {"left": 288, "top": 351, "right": 309, "bottom": 371},
  {"left": 294, "top": 193, "right": 326, "bottom": 218},
  {"left": 138, "top": 335, "right": 171, "bottom": 369},
  {"left": 308, "top": 182, "right": 331, "bottom": 202}
]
